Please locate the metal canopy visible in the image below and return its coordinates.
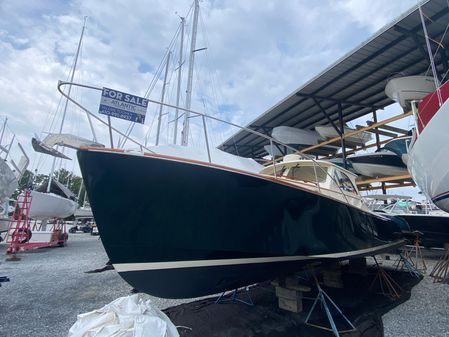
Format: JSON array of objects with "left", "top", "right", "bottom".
[{"left": 219, "top": 0, "right": 449, "bottom": 159}]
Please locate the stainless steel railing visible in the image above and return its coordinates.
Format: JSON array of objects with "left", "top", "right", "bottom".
[{"left": 57, "top": 80, "right": 352, "bottom": 203}]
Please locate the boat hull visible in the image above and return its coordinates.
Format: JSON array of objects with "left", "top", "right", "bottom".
[
  {"left": 0, "top": 159, "right": 18, "bottom": 203},
  {"left": 77, "top": 149, "right": 404, "bottom": 298},
  {"left": 29, "top": 191, "right": 77, "bottom": 220},
  {"left": 349, "top": 153, "right": 408, "bottom": 178},
  {"left": 397, "top": 214, "right": 449, "bottom": 248},
  {"left": 408, "top": 98, "right": 449, "bottom": 212},
  {"left": 315, "top": 126, "right": 372, "bottom": 146}
]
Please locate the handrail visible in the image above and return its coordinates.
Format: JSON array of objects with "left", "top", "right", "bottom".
[{"left": 57, "top": 80, "right": 352, "bottom": 204}]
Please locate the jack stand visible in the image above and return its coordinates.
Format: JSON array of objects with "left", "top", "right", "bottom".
[
  {"left": 394, "top": 253, "right": 422, "bottom": 278},
  {"left": 215, "top": 287, "right": 254, "bottom": 306},
  {"left": 430, "top": 247, "right": 449, "bottom": 283},
  {"left": 369, "top": 256, "right": 402, "bottom": 300},
  {"left": 305, "top": 275, "right": 356, "bottom": 337},
  {"left": 403, "top": 231, "right": 427, "bottom": 273}
]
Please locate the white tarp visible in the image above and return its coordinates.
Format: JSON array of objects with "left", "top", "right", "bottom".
[
  {"left": 146, "top": 144, "right": 264, "bottom": 174},
  {"left": 67, "top": 294, "right": 179, "bottom": 337}
]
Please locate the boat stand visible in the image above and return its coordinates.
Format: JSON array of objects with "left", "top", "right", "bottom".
[
  {"left": 393, "top": 253, "right": 422, "bottom": 278},
  {"left": 430, "top": 247, "right": 449, "bottom": 283},
  {"left": 402, "top": 232, "right": 427, "bottom": 273},
  {"left": 5, "top": 191, "right": 68, "bottom": 255},
  {"left": 369, "top": 256, "right": 402, "bottom": 300},
  {"left": 215, "top": 287, "right": 254, "bottom": 306},
  {"left": 304, "top": 275, "right": 356, "bottom": 337}
]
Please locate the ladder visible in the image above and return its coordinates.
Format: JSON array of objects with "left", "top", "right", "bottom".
[{"left": 5, "top": 190, "right": 32, "bottom": 254}]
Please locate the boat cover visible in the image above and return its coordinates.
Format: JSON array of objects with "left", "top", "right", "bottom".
[
  {"left": 68, "top": 294, "right": 179, "bottom": 337},
  {"left": 0, "top": 159, "right": 18, "bottom": 203},
  {"left": 32, "top": 133, "right": 105, "bottom": 159},
  {"left": 147, "top": 144, "right": 264, "bottom": 173},
  {"left": 36, "top": 179, "right": 76, "bottom": 200}
]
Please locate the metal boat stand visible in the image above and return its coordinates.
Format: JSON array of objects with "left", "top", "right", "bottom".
[
  {"left": 402, "top": 231, "right": 427, "bottom": 273},
  {"left": 430, "top": 247, "right": 449, "bottom": 283},
  {"left": 215, "top": 287, "right": 254, "bottom": 306},
  {"left": 304, "top": 274, "right": 356, "bottom": 337},
  {"left": 369, "top": 256, "right": 402, "bottom": 300},
  {"left": 393, "top": 252, "right": 422, "bottom": 278}
]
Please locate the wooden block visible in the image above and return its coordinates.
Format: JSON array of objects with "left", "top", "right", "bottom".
[
  {"left": 275, "top": 286, "right": 302, "bottom": 300},
  {"left": 322, "top": 270, "right": 343, "bottom": 288},
  {"left": 285, "top": 277, "right": 312, "bottom": 292},
  {"left": 278, "top": 297, "right": 303, "bottom": 313}
]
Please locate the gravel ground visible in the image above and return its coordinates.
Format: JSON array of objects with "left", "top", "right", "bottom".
[
  {"left": 0, "top": 235, "right": 448, "bottom": 337},
  {"left": 382, "top": 257, "right": 449, "bottom": 337},
  {"left": 0, "top": 234, "right": 191, "bottom": 337}
]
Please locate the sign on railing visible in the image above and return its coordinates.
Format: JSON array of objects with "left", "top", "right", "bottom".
[{"left": 99, "top": 87, "right": 148, "bottom": 124}]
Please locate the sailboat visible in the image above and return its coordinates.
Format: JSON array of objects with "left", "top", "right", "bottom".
[
  {"left": 0, "top": 117, "right": 29, "bottom": 233},
  {"left": 386, "top": 7, "right": 449, "bottom": 212},
  {"left": 30, "top": 19, "right": 93, "bottom": 221}
]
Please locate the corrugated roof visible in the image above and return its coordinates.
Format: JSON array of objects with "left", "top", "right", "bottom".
[{"left": 219, "top": 0, "right": 449, "bottom": 158}]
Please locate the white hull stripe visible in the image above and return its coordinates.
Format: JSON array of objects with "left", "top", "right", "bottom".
[{"left": 113, "top": 242, "right": 401, "bottom": 272}]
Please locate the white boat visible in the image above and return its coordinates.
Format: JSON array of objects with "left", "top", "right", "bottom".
[
  {"left": 0, "top": 159, "right": 18, "bottom": 203},
  {"left": 0, "top": 201, "right": 13, "bottom": 233},
  {"left": 271, "top": 126, "right": 324, "bottom": 145},
  {"left": 29, "top": 190, "right": 77, "bottom": 220},
  {"left": 266, "top": 126, "right": 339, "bottom": 156},
  {"left": 408, "top": 80, "right": 449, "bottom": 212},
  {"left": 382, "top": 137, "right": 411, "bottom": 165},
  {"left": 365, "top": 194, "right": 449, "bottom": 248},
  {"left": 315, "top": 125, "right": 372, "bottom": 146},
  {"left": 385, "top": 75, "right": 436, "bottom": 110},
  {"left": 348, "top": 150, "right": 408, "bottom": 178}
]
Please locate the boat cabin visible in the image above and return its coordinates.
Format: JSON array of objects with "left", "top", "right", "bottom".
[{"left": 260, "top": 154, "right": 366, "bottom": 209}]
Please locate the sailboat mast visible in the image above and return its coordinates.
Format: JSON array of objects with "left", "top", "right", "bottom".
[
  {"left": 181, "top": 0, "right": 200, "bottom": 146},
  {"left": 156, "top": 51, "right": 171, "bottom": 146},
  {"left": 47, "top": 17, "right": 87, "bottom": 193},
  {"left": 173, "top": 17, "right": 185, "bottom": 145},
  {"left": 0, "top": 117, "right": 7, "bottom": 146},
  {"left": 419, "top": 7, "right": 442, "bottom": 106}
]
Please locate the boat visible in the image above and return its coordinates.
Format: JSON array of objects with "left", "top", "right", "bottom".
[
  {"left": 0, "top": 200, "right": 13, "bottom": 234},
  {"left": 0, "top": 117, "right": 29, "bottom": 233},
  {"left": 366, "top": 195, "right": 449, "bottom": 248},
  {"left": 382, "top": 137, "right": 411, "bottom": 165},
  {"left": 328, "top": 158, "right": 356, "bottom": 174},
  {"left": 77, "top": 147, "right": 405, "bottom": 299},
  {"left": 406, "top": 79, "right": 449, "bottom": 212},
  {"left": 0, "top": 158, "right": 18, "bottom": 205},
  {"left": 315, "top": 125, "right": 372, "bottom": 146},
  {"left": 265, "top": 126, "right": 340, "bottom": 156},
  {"left": 29, "top": 179, "right": 77, "bottom": 220},
  {"left": 385, "top": 75, "right": 436, "bottom": 110},
  {"left": 347, "top": 149, "right": 408, "bottom": 178}
]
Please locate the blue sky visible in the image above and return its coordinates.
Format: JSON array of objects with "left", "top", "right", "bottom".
[{"left": 0, "top": 0, "right": 422, "bottom": 196}]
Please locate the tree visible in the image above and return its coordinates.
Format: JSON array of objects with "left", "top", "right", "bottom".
[{"left": 12, "top": 168, "right": 85, "bottom": 206}]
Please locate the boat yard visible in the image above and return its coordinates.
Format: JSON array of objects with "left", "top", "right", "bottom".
[{"left": 2, "top": 0, "right": 449, "bottom": 336}]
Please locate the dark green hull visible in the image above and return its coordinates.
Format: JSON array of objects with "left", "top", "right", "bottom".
[{"left": 77, "top": 149, "right": 403, "bottom": 298}]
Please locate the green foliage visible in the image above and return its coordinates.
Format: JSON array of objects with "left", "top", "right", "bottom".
[{"left": 13, "top": 168, "right": 85, "bottom": 206}]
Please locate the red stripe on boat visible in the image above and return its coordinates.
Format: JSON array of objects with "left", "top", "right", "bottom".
[{"left": 418, "top": 80, "right": 449, "bottom": 133}]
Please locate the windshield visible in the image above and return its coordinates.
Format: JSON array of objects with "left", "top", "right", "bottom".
[{"left": 285, "top": 166, "right": 328, "bottom": 183}]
